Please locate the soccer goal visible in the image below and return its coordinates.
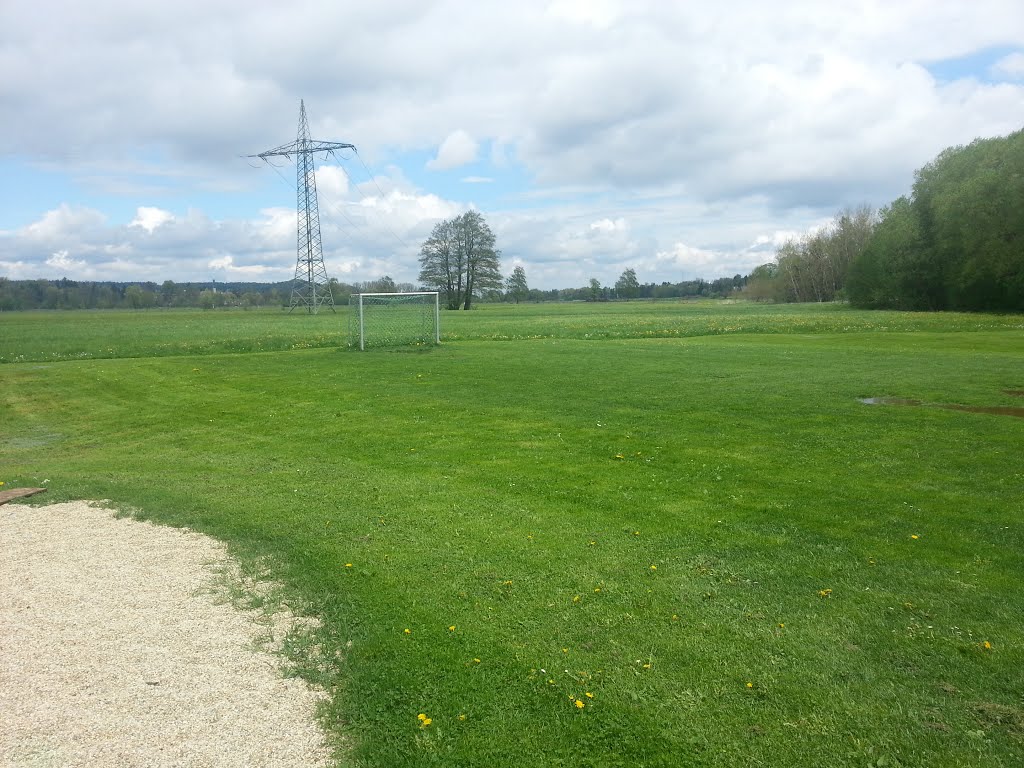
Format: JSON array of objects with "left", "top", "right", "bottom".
[{"left": 348, "top": 292, "right": 441, "bottom": 350}]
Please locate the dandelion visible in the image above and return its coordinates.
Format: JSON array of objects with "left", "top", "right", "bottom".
[
  {"left": 404, "top": 628, "right": 411, "bottom": 635},
  {"left": 982, "top": 641, "right": 992, "bottom": 650},
  {"left": 562, "top": 648, "right": 568, "bottom": 653},
  {"left": 585, "top": 692, "right": 594, "bottom": 699},
  {"left": 615, "top": 453, "right": 625, "bottom": 459},
  {"left": 642, "top": 663, "right": 651, "bottom": 670},
  {"left": 634, "top": 531, "right": 640, "bottom": 536},
  {"left": 575, "top": 699, "right": 585, "bottom": 709},
  {"left": 473, "top": 658, "right": 481, "bottom": 664},
  {"left": 746, "top": 682, "right": 754, "bottom": 689},
  {"left": 572, "top": 595, "right": 581, "bottom": 603},
  {"left": 672, "top": 614, "right": 679, "bottom": 621},
  {"left": 818, "top": 589, "right": 832, "bottom": 598},
  {"left": 911, "top": 534, "right": 920, "bottom": 540},
  {"left": 458, "top": 713, "right": 467, "bottom": 721},
  {"left": 778, "top": 623, "right": 785, "bottom": 628},
  {"left": 417, "top": 713, "right": 432, "bottom": 728},
  {"left": 650, "top": 565, "right": 657, "bottom": 571},
  {"left": 594, "top": 587, "right": 602, "bottom": 593},
  {"left": 448, "top": 625, "right": 456, "bottom": 632},
  {"left": 588, "top": 540, "right": 596, "bottom": 546},
  {"left": 345, "top": 563, "right": 353, "bottom": 568}
]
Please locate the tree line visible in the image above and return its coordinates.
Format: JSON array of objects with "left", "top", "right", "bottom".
[
  {"left": 0, "top": 277, "right": 417, "bottom": 312},
  {"left": 846, "top": 128, "right": 1023, "bottom": 311},
  {"left": 745, "top": 128, "right": 1023, "bottom": 312}
]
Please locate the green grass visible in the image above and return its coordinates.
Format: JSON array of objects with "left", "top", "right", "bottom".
[
  {"left": 2, "top": 301, "right": 1022, "bottom": 362},
  {"left": 2, "top": 302, "right": 1023, "bottom": 767}
]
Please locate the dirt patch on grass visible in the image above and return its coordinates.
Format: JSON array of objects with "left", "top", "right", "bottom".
[{"left": 0, "top": 501, "right": 334, "bottom": 767}]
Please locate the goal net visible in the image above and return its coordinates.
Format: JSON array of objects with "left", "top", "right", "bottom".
[{"left": 348, "top": 292, "right": 441, "bottom": 350}]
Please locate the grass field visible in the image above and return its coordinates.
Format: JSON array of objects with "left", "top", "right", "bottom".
[{"left": 2, "top": 301, "right": 1023, "bottom": 767}]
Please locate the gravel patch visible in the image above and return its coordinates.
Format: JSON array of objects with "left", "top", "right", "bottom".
[{"left": 0, "top": 501, "right": 334, "bottom": 767}]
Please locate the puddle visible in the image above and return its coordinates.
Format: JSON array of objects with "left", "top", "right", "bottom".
[
  {"left": 859, "top": 398, "right": 922, "bottom": 406},
  {"left": 860, "top": 398, "right": 1024, "bottom": 418}
]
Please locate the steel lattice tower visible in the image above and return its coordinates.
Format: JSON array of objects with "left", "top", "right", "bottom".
[{"left": 248, "top": 101, "right": 355, "bottom": 313}]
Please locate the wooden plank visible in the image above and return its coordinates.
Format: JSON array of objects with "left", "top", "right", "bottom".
[{"left": 0, "top": 488, "right": 47, "bottom": 505}]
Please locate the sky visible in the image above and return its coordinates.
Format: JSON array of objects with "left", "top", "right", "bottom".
[{"left": 1, "top": 1, "right": 1023, "bottom": 290}]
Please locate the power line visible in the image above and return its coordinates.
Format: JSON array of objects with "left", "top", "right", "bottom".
[{"left": 353, "top": 149, "right": 413, "bottom": 252}]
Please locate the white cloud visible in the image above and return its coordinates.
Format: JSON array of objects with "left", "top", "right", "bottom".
[
  {"left": 992, "top": 51, "right": 1024, "bottom": 80},
  {"left": 208, "top": 253, "right": 281, "bottom": 278},
  {"left": 547, "top": 0, "right": 621, "bottom": 28},
  {"left": 314, "top": 165, "right": 350, "bottom": 203},
  {"left": 46, "top": 249, "right": 87, "bottom": 271},
  {"left": 590, "top": 218, "right": 627, "bottom": 234},
  {"left": 461, "top": 176, "right": 494, "bottom": 184},
  {"left": 130, "top": 206, "right": 175, "bottom": 233},
  {"left": 426, "top": 129, "right": 479, "bottom": 171},
  {"left": 22, "top": 205, "right": 106, "bottom": 242}
]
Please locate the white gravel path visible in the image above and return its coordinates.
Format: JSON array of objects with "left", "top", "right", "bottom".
[{"left": 0, "top": 501, "right": 334, "bottom": 767}]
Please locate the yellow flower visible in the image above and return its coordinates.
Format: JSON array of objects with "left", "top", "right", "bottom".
[
  {"left": 562, "top": 648, "right": 568, "bottom": 653},
  {"left": 818, "top": 589, "right": 832, "bottom": 598},
  {"left": 573, "top": 595, "right": 581, "bottom": 603},
  {"left": 650, "top": 565, "right": 657, "bottom": 571},
  {"left": 585, "top": 692, "right": 594, "bottom": 699},
  {"left": 615, "top": 453, "right": 625, "bottom": 459},
  {"left": 575, "top": 699, "right": 585, "bottom": 709},
  {"left": 982, "top": 641, "right": 992, "bottom": 650},
  {"left": 671, "top": 614, "right": 679, "bottom": 621},
  {"left": 448, "top": 625, "right": 456, "bottom": 632},
  {"left": 594, "top": 587, "right": 601, "bottom": 593},
  {"left": 417, "top": 714, "right": 432, "bottom": 728},
  {"left": 345, "top": 563, "right": 353, "bottom": 568},
  {"left": 473, "top": 658, "right": 481, "bottom": 664},
  {"left": 642, "top": 663, "right": 651, "bottom": 670},
  {"left": 417, "top": 713, "right": 427, "bottom": 721},
  {"left": 404, "top": 628, "right": 411, "bottom": 635},
  {"left": 746, "top": 682, "right": 753, "bottom": 689},
  {"left": 458, "top": 713, "right": 467, "bottom": 721},
  {"left": 778, "top": 623, "right": 785, "bottom": 628}
]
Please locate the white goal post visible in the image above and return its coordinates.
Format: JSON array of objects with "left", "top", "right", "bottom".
[{"left": 348, "top": 292, "right": 441, "bottom": 350}]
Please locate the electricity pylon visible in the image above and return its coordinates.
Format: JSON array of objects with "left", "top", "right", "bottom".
[{"left": 248, "top": 101, "right": 355, "bottom": 313}]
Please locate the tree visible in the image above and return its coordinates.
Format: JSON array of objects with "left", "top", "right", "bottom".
[
  {"left": 743, "top": 263, "right": 785, "bottom": 302},
  {"left": 505, "top": 265, "right": 529, "bottom": 303},
  {"left": 847, "top": 197, "right": 924, "bottom": 309},
  {"left": 847, "top": 128, "right": 1024, "bottom": 312},
  {"left": 769, "top": 206, "right": 877, "bottom": 303},
  {"left": 419, "top": 211, "right": 502, "bottom": 310},
  {"left": 615, "top": 268, "right": 639, "bottom": 300},
  {"left": 587, "top": 278, "right": 602, "bottom": 301}
]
